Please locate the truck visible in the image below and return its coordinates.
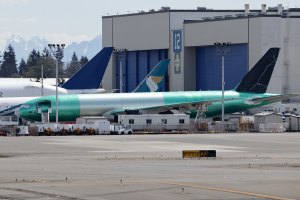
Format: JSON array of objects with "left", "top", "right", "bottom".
[
  {"left": 110, "top": 124, "right": 133, "bottom": 135},
  {"left": 16, "top": 126, "right": 29, "bottom": 136},
  {"left": 74, "top": 117, "right": 111, "bottom": 135},
  {"left": 34, "top": 117, "right": 111, "bottom": 136}
]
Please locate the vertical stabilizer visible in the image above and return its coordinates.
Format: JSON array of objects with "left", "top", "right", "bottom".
[
  {"left": 133, "top": 59, "right": 169, "bottom": 92},
  {"left": 61, "top": 47, "right": 113, "bottom": 90},
  {"left": 235, "top": 48, "right": 280, "bottom": 93}
]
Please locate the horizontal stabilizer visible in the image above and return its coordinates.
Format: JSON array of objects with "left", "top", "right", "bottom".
[
  {"left": 62, "top": 47, "right": 113, "bottom": 90},
  {"left": 235, "top": 48, "right": 280, "bottom": 93},
  {"left": 245, "top": 93, "right": 298, "bottom": 105}
]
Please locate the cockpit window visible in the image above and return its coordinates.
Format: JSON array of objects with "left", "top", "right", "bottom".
[{"left": 21, "top": 104, "right": 30, "bottom": 108}]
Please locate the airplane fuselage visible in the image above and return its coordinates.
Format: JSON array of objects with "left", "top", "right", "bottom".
[
  {"left": 0, "top": 79, "right": 106, "bottom": 98},
  {"left": 18, "top": 91, "right": 280, "bottom": 122}
]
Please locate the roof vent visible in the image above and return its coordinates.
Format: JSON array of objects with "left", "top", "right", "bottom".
[
  {"left": 277, "top": 4, "right": 283, "bottom": 14},
  {"left": 261, "top": 4, "right": 267, "bottom": 14},
  {"left": 245, "top": 4, "right": 250, "bottom": 14},
  {"left": 197, "top": 7, "right": 206, "bottom": 10},
  {"left": 160, "top": 6, "right": 170, "bottom": 11}
]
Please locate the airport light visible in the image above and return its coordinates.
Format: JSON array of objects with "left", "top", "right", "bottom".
[
  {"left": 48, "top": 44, "right": 65, "bottom": 123},
  {"left": 114, "top": 48, "right": 128, "bottom": 93},
  {"left": 214, "top": 42, "right": 231, "bottom": 132},
  {"left": 41, "top": 65, "right": 44, "bottom": 96}
]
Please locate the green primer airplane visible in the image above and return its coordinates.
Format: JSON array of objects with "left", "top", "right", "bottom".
[{"left": 18, "top": 48, "right": 295, "bottom": 122}]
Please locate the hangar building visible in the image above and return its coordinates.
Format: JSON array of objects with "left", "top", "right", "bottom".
[{"left": 102, "top": 4, "right": 300, "bottom": 101}]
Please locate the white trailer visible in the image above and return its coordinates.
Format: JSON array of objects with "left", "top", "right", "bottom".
[
  {"left": 34, "top": 116, "right": 111, "bottom": 136},
  {"left": 74, "top": 117, "right": 111, "bottom": 135},
  {"left": 70, "top": 124, "right": 86, "bottom": 135},
  {"left": 57, "top": 124, "right": 72, "bottom": 135},
  {"left": 16, "top": 126, "right": 29, "bottom": 136},
  {"left": 82, "top": 124, "right": 98, "bottom": 135},
  {"left": 95, "top": 120, "right": 110, "bottom": 134},
  {"left": 37, "top": 123, "right": 58, "bottom": 136},
  {"left": 76, "top": 116, "right": 108, "bottom": 124},
  {"left": 71, "top": 121, "right": 110, "bottom": 135},
  {"left": 118, "top": 114, "right": 190, "bottom": 131}
]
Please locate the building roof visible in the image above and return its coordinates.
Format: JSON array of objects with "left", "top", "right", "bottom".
[
  {"left": 184, "top": 14, "right": 300, "bottom": 24},
  {"left": 102, "top": 8, "right": 300, "bottom": 19}
]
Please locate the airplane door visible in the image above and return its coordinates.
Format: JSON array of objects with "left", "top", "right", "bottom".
[{"left": 37, "top": 100, "right": 52, "bottom": 123}]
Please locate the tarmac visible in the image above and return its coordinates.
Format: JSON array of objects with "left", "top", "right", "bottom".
[{"left": 0, "top": 133, "right": 300, "bottom": 200}]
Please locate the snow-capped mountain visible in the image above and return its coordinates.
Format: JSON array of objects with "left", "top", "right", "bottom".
[
  {"left": 2, "top": 35, "right": 102, "bottom": 65},
  {"left": 64, "top": 36, "right": 102, "bottom": 64}
]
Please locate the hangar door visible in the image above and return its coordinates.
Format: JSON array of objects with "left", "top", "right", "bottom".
[
  {"left": 116, "top": 49, "right": 168, "bottom": 92},
  {"left": 196, "top": 44, "right": 248, "bottom": 91}
]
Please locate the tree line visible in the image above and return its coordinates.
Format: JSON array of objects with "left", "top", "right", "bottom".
[{"left": 0, "top": 44, "right": 89, "bottom": 78}]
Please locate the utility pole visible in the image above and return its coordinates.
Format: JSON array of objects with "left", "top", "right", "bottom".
[
  {"left": 41, "top": 65, "right": 44, "bottom": 96},
  {"left": 48, "top": 44, "right": 65, "bottom": 123},
  {"left": 114, "top": 49, "right": 128, "bottom": 93},
  {"left": 214, "top": 42, "right": 231, "bottom": 132}
]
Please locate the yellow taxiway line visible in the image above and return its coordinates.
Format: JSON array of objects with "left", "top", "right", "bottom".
[{"left": 160, "top": 181, "right": 294, "bottom": 200}]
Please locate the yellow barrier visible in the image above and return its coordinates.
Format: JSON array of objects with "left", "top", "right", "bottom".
[{"left": 182, "top": 150, "right": 216, "bottom": 158}]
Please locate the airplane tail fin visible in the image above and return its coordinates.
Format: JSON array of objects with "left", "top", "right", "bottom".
[
  {"left": 61, "top": 47, "right": 113, "bottom": 90},
  {"left": 132, "top": 59, "right": 169, "bottom": 92},
  {"left": 235, "top": 48, "right": 280, "bottom": 93}
]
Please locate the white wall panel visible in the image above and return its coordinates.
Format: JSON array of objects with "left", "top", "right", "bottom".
[
  {"left": 102, "top": 18, "right": 114, "bottom": 89},
  {"left": 170, "top": 12, "right": 244, "bottom": 30},
  {"left": 112, "top": 13, "right": 170, "bottom": 50},
  {"left": 283, "top": 18, "right": 300, "bottom": 94},
  {"left": 102, "top": 18, "right": 113, "bottom": 47},
  {"left": 184, "top": 18, "right": 248, "bottom": 46}
]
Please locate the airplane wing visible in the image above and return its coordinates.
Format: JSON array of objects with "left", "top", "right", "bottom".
[
  {"left": 245, "top": 94, "right": 298, "bottom": 105},
  {"left": 24, "top": 85, "right": 40, "bottom": 89},
  {"left": 109, "top": 98, "right": 238, "bottom": 115},
  {"left": 106, "top": 89, "right": 119, "bottom": 93}
]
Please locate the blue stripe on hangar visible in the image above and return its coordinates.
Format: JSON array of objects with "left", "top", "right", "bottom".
[
  {"left": 116, "top": 49, "right": 168, "bottom": 92},
  {"left": 196, "top": 44, "right": 248, "bottom": 91}
]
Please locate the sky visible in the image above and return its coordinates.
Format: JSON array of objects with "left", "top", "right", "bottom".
[{"left": 0, "top": 0, "right": 299, "bottom": 50}]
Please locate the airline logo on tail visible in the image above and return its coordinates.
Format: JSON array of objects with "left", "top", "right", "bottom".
[
  {"left": 133, "top": 59, "right": 169, "bottom": 93},
  {"left": 146, "top": 76, "right": 164, "bottom": 92}
]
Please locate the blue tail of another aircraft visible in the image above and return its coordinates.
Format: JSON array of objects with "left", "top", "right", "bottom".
[
  {"left": 61, "top": 47, "right": 113, "bottom": 90},
  {"left": 132, "top": 59, "right": 169, "bottom": 92}
]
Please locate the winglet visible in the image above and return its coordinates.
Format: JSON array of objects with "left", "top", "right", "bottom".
[
  {"left": 61, "top": 47, "right": 113, "bottom": 90},
  {"left": 132, "top": 59, "right": 169, "bottom": 92},
  {"left": 235, "top": 48, "right": 280, "bottom": 93}
]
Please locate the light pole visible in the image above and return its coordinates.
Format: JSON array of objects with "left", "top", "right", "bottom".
[
  {"left": 48, "top": 44, "right": 65, "bottom": 123},
  {"left": 41, "top": 65, "right": 44, "bottom": 96},
  {"left": 114, "top": 49, "right": 128, "bottom": 93},
  {"left": 214, "top": 42, "right": 231, "bottom": 131}
]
